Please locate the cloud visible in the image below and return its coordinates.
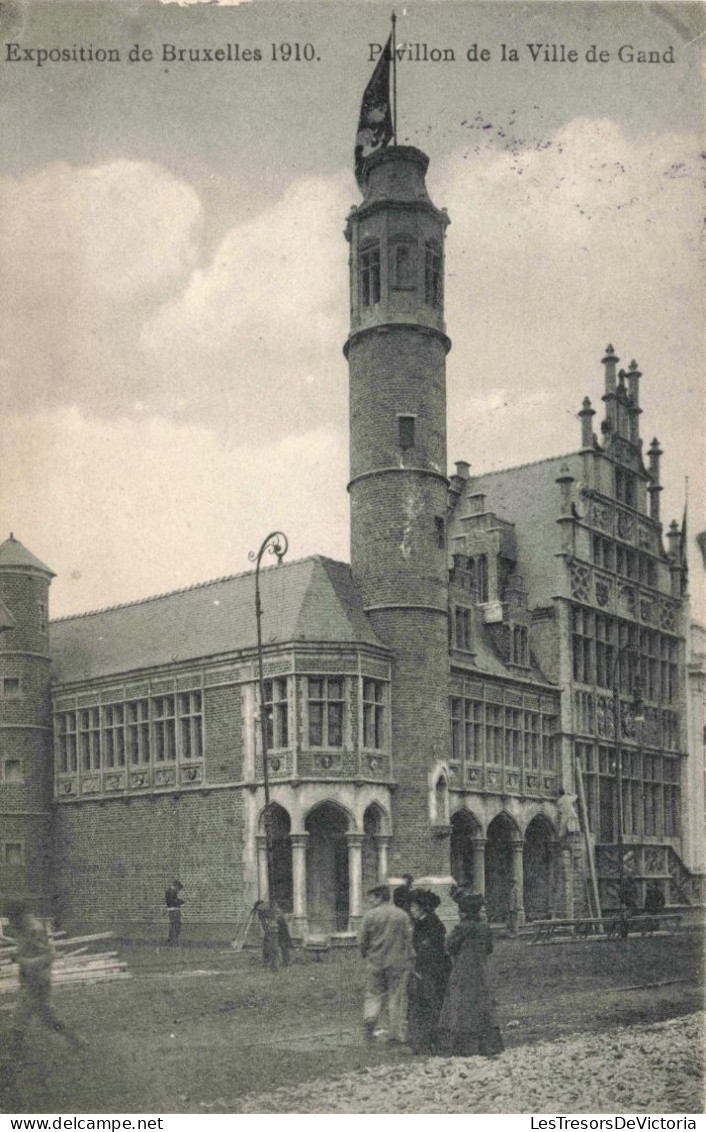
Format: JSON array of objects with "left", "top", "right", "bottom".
[
  {"left": 0, "top": 407, "right": 349, "bottom": 618},
  {"left": 0, "top": 160, "right": 202, "bottom": 416}
]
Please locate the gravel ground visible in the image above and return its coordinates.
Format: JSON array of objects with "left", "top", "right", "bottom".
[{"left": 236, "top": 1013, "right": 704, "bottom": 1114}]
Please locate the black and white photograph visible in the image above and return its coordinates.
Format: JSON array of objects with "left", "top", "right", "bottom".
[{"left": 0, "top": 0, "right": 703, "bottom": 1117}]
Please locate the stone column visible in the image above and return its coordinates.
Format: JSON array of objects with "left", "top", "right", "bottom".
[
  {"left": 375, "top": 834, "right": 392, "bottom": 882},
  {"left": 561, "top": 844, "right": 574, "bottom": 917},
  {"left": 256, "top": 834, "right": 269, "bottom": 902},
  {"left": 510, "top": 840, "right": 526, "bottom": 927},
  {"left": 471, "top": 836, "right": 486, "bottom": 896},
  {"left": 290, "top": 833, "right": 309, "bottom": 937},
  {"left": 347, "top": 833, "right": 365, "bottom": 932}
]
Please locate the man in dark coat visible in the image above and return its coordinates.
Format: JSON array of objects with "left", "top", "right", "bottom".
[
  {"left": 438, "top": 891, "right": 504, "bottom": 1057},
  {"left": 165, "top": 880, "right": 185, "bottom": 944},
  {"left": 407, "top": 889, "right": 451, "bottom": 1054}
]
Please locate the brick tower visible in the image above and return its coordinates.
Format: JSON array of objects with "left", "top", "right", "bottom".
[
  {"left": 345, "top": 146, "right": 452, "bottom": 878},
  {"left": 0, "top": 534, "right": 55, "bottom": 912}
]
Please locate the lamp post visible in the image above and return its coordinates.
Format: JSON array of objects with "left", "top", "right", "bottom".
[{"left": 249, "top": 531, "right": 289, "bottom": 903}]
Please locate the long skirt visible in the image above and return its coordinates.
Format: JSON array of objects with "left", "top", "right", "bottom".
[{"left": 407, "top": 970, "right": 446, "bottom": 1054}]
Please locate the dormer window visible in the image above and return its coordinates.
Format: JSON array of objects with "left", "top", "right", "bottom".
[
  {"left": 424, "top": 241, "right": 442, "bottom": 308},
  {"left": 359, "top": 241, "right": 381, "bottom": 307},
  {"left": 455, "top": 607, "right": 471, "bottom": 650},
  {"left": 511, "top": 625, "right": 529, "bottom": 666}
]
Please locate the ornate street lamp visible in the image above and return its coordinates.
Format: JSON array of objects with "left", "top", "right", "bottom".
[{"left": 249, "top": 531, "right": 289, "bottom": 903}]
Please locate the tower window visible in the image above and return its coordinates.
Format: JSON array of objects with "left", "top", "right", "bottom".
[
  {"left": 392, "top": 243, "right": 415, "bottom": 289},
  {"left": 425, "top": 242, "right": 442, "bottom": 308},
  {"left": 38, "top": 602, "right": 48, "bottom": 634},
  {"left": 3, "top": 759, "right": 23, "bottom": 784},
  {"left": 359, "top": 242, "right": 381, "bottom": 307},
  {"left": 398, "top": 415, "right": 416, "bottom": 450},
  {"left": 2, "top": 677, "right": 21, "bottom": 698},
  {"left": 435, "top": 516, "right": 445, "bottom": 549},
  {"left": 3, "top": 841, "right": 24, "bottom": 866}
]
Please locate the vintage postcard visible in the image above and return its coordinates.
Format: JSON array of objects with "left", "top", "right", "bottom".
[{"left": 0, "top": 0, "right": 703, "bottom": 1118}]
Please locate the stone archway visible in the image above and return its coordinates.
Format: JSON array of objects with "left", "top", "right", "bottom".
[
  {"left": 305, "top": 802, "right": 350, "bottom": 933},
  {"left": 523, "top": 815, "right": 558, "bottom": 922},
  {"left": 485, "top": 813, "right": 519, "bottom": 924},
  {"left": 268, "top": 803, "right": 293, "bottom": 913},
  {"left": 450, "top": 810, "right": 484, "bottom": 891}
]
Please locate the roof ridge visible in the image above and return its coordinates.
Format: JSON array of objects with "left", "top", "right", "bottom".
[
  {"left": 49, "top": 555, "right": 349, "bottom": 625},
  {"left": 464, "top": 450, "right": 578, "bottom": 479}
]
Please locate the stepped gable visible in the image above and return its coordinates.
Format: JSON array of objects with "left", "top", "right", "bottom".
[
  {"left": 0, "top": 533, "right": 55, "bottom": 576},
  {"left": 49, "top": 555, "right": 386, "bottom": 684}
]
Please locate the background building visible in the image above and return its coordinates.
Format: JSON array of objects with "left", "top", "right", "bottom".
[{"left": 0, "top": 144, "right": 700, "bottom": 937}]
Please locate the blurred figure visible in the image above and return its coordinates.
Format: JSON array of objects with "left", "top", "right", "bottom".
[
  {"left": 392, "top": 874, "right": 414, "bottom": 914},
  {"left": 644, "top": 880, "right": 665, "bottom": 916},
  {"left": 165, "top": 879, "right": 185, "bottom": 945},
  {"left": 6, "top": 899, "right": 82, "bottom": 1051},
  {"left": 273, "top": 904, "right": 292, "bottom": 967},
  {"left": 359, "top": 884, "right": 412, "bottom": 1044},
  {"left": 507, "top": 879, "right": 520, "bottom": 938},
  {"left": 254, "top": 901, "right": 281, "bottom": 971},
  {"left": 407, "top": 889, "right": 451, "bottom": 1055},
  {"left": 438, "top": 892, "right": 504, "bottom": 1058}
]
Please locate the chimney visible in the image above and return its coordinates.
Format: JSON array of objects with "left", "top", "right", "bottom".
[
  {"left": 647, "top": 437, "right": 663, "bottom": 521},
  {"left": 601, "top": 344, "right": 619, "bottom": 435},
  {"left": 627, "top": 360, "right": 642, "bottom": 444},
  {"left": 578, "top": 397, "right": 596, "bottom": 449},
  {"left": 666, "top": 519, "right": 681, "bottom": 560}
]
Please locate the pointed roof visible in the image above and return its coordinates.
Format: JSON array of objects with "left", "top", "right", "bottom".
[
  {"left": 49, "top": 555, "right": 387, "bottom": 684},
  {"left": 0, "top": 534, "right": 55, "bottom": 577}
]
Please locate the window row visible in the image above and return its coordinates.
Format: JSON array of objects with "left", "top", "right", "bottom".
[
  {"left": 577, "top": 742, "right": 680, "bottom": 840},
  {"left": 264, "top": 677, "right": 386, "bottom": 751},
  {"left": 592, "top": 534, "right": 657, "bottom": 587},
  {"left": 451, "top": 698, "right": 556, "bottom": 769},
  {"left": 572, "top": 610, "right": 679, "bottom": 701},
  {"left": 358, "top": 239, "right": 443, "bottom": 309},
  {"left": 574, "top": 690, "right": 680, "bottom": 750},
  {"left": 56, "top": 692, "right": 203, "bottom": 774}
]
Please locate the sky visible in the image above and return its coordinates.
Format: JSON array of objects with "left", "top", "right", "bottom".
[{"left": 0, "top": 0, "right": 703, "bottom": 619}]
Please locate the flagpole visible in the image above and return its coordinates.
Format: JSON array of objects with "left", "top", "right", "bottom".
[{"left": 391, "top": 11, "right": 398, "bottom": 145}]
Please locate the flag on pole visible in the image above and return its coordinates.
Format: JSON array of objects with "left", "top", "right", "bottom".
[{"left": 354, "top": 35, "right": 394, "bottom": 188}]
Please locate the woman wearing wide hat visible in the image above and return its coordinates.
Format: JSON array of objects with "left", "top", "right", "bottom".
[
  {"left": 407, "top": 889, "right": 451, "bottom": 1054},
  {"left": 437, "top": 891, "right": 504, "bottom": 1057}
]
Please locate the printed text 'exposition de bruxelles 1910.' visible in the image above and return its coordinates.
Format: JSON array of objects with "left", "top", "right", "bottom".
[{"left": 3, "top": 40, "right": 677, "bottom": 66}]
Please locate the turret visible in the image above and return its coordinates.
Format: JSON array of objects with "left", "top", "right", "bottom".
[
  {"left": 345, "top": 146, "right": 452, "bottom": 878},
  {"left": 0, "top": 535, "right": 55, "bottom": 912}
]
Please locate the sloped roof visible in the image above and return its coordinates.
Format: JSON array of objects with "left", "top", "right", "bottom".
[
  {"left": 0, "top": 534, "right": 55, "bottom": 576},
  {"left": 49, "top": 556, "right": 386, "bottom": 684},
  {"left": 451, "top": 452, "right": 583, "bottom": 608}
]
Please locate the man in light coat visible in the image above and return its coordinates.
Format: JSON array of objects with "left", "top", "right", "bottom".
[{"left": 359, "top": 883, "right": 413, "bottom": 1044}]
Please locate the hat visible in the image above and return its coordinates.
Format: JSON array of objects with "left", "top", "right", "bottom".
[
  {"left": 408, "top": 888, "right": 440, "bottom": 912},
  {"left": 367, "top": 883, "right": 390, "bottom": 899},
  {"left": 456, "top": 892, "right": 484, "bottom": 916}
]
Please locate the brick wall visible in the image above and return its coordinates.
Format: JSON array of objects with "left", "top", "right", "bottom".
[{"left": 53, "top": 788, "right": 250, "bottom": 936}]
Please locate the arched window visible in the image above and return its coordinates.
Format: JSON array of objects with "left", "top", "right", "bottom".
[{"left": 359, "top": 241, "right": 381, "bottom": 307}]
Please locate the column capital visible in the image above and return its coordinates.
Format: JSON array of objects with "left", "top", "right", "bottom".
[
  {"left": 256, "top": 834, "right": 269, "bottom": 849},
  {"left": 375, "top": 833, "right": 392, "bottom": 846},
  {"left": 346, "top": 832, "right": 366, "bottom": 847},
  {"left": 509, "top": 839, "right": 525, "bottom": 852},
  {"left": 470, "top": 835, "right": 487, "bottom": 847},
  {"left": 289, "top": 832, "right": 309, "bottom": 848}
]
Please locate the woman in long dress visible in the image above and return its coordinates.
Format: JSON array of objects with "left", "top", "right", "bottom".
[
  {"left": 407, "top": 889, "right": 451, "bottom": 1054},
  {"left": 437, "top": 891, "right": 504, "bottom": 1057}
]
